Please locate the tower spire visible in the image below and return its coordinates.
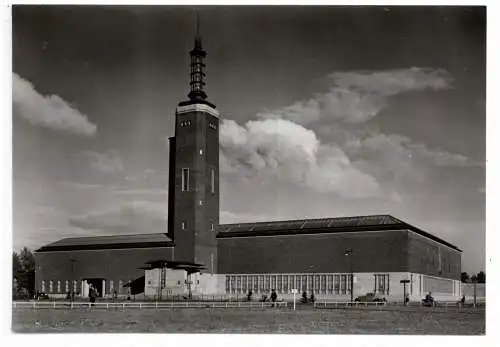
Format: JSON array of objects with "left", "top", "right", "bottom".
[{"left": 187, "top": 12, "right": 207, "bottom": 101}]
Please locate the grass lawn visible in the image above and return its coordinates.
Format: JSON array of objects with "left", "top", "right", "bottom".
[{"left": 11, "top": 307, "right": 485, "bottom": 334}]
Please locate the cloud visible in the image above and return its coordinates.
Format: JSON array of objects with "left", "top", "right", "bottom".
[
  {"left": 407, "top": 142, "right": 482, "bottom": 167},
  {"left": 12, "top": 73, "right": 97, "bottom": 136},
  {"left": 329, "top": 67, "right": 453, "bottom": 96},
  {"left": 56, "top": 181, "right": 102, "bottom": 190},
  {"left": 258, "top": 67, "right": 452, "bottom": 125},
  {"left": 220, "top": 118, "right": 382, "bottom": 199},
  {"left": 222, "top": 68, "right": 475, "bottom": 201},
  {"left": 345, "top": 131, "right": 482, "bottom": 174},
  {"left": 81, "top": 150, "right": 124, "bottom": 174},
  {"left": 69, "top": 201, "right": 167, "bottom": 234},
  {"left": 220, "top": 210, "right": 288, "bottom": 224}
]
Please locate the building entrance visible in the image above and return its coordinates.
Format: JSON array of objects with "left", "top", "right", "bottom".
[{"left": 82, "top": 278, "right": 105, "bottom": 298}]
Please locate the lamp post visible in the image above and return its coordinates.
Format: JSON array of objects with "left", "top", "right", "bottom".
[
  {"left": 344, "top": 248, "right": 354, "bottom": 302},
  {"left": 473, "top": 278, "right": 477, "bottom": 308},
  {"left": 70, "top": 259, "right": 76, "bottom": 302}
]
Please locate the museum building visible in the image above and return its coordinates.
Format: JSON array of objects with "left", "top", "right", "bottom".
[{"left": 34, "top": 28, "right": 462, "bottom": 302}]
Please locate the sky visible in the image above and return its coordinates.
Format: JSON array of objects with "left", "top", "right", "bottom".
[{"left": 12, "top": 6, "right": 485, "bottom": 273}]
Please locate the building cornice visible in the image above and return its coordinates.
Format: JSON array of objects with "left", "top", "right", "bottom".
[{"left": 176, "top": 103, "right": 220, "bottom": 118}]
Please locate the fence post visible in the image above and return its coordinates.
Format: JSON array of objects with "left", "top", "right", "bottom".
[
  {"left": 155, "top": 301, "right": 158, "bottom": 309},
  {"left": 122, "top": 303, "right": 125, "bottom": 310},
  {"left": 71, "top": 302, "right": 73, "bottom": 310},
  {"left": 107, "top": 303, "right": 109, "bottom": 310},
  {"left": 33, "top": 302, "right": 36, "bottom": 309},
  {"left": 139, "top": 303, "right": 142, "bottom": 309},
  {"left": 53, "top": 301, "right": 56, "bottom": 308}
]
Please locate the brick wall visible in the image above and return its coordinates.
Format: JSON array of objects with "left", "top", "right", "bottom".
[
  {"left": 217, "top": 230, "right": 409, "bottom": 274},
  {"left": 407, "top": 232, "right": 461, "bottom": 280},
  {"left": 35, "top": 247, "right": 174, "bottom": 296}
]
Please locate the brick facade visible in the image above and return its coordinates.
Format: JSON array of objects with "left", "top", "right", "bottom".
[
  {"left": 170, "top": 106, "right": 219, "bottom": 273},
  {"left": 217, "top": 230, "right": 409, "bottom": 274},
  {"left": 35, "top": 247, "right": 173, "bottom": 296}
]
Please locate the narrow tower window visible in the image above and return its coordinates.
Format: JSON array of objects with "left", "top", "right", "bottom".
[
  {"left": 210, "top": 167, "right": 215, "bottom": 193},
  {"left": 182, "top": 168, "right": 189, "bottom": 191}
]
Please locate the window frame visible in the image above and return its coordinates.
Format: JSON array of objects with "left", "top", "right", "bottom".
[{"left": 181, "top": 168, "right": 190, "bottom": 192}]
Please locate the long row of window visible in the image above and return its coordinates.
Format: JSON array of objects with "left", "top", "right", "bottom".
[
  {"left": 225, "top": 274, "right": 391, "bottom": 295},
  {"left": 225, "top": 274, "right": 357, "bottom": 295},
  {"left": 40, "top": 280, "right": 129, "bottom": 295}
]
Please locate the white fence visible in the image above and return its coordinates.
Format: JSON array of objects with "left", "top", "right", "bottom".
[
  {"left": 12, "top": 301, "right": 288, "bottom": 310},
  {"left": 314, "top": 301, "right": 387, "bottom": 309},
  {"left": 313, "top": 300, "right": 485, "bottom": 310}
]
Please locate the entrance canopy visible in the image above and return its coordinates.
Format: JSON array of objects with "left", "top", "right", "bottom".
[{"left": 140, "top": 260, "right": 205, "bottom": 274}]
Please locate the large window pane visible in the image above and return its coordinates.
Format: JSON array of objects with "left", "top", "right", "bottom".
[
  {"left": 182, "top": 168, "right": 189, "bottom": 192},
  {"left": 242, "top": 276, "right": 247, "bottom": 293},
  {"left": 296, "top": 276, "right": 301, "bottom": 291},
  {"left": 314, "top": 275, "right": 320, "bottom": 294},
  {"left": 334, "top": 275, "right": 340, "bottom": 294},
  {"left": 327, "top": 275, "right": 333, "bottom": 293},
  {"left": 321, "top": 275, "right": 327, "bottom": 294},
  {"left": 236, "top": 276, "right": 242, "bottom": 293},
  {"left": 302, "top": 275, "right": 307, "bottom": 292},
  {"left": 259, "top": 276, "right": 265, "bottom": 292},
  {"left": 308, "top": 275, "right": 313, "bottom": 292},
  {"left": 231, "top": 276, "right": 236, "bottom": 293}
]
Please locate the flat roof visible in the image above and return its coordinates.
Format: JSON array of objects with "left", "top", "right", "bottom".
[
  {"left": 36, "top": 233, "right": 174, "bottom": 252},
  {"left": 217, "top": 214, "right": 462, "bottom": 252},
  {"left": 35, "top": 215, "right": 461, "bottom": 253}
]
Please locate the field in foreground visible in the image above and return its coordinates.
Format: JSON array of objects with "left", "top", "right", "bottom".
[{"left": 12, "top": 307, "right": 485, "bottom": 334}]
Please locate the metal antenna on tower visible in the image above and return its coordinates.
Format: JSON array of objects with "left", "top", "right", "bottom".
[{"left": 196, "top": 11, "right": 200, "bottom": 38}]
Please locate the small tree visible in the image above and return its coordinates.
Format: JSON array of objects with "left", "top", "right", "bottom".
[
  {"left": 476, "top": 271, "right": 486, "bottom": 283},
  {"left": 12, "top": 247, "right": 36, "bottom": 297},
  {"left": 461, "top": 272, "right": 470, "bottom": 283}
]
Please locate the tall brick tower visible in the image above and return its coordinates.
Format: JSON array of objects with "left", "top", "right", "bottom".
[{"left": 167, "top": 20, "right": 219, "bottom": 274}]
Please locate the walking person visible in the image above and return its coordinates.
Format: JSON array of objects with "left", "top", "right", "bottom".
[{"left": 270, "top": 289, "right": 277, "bottom": 307}]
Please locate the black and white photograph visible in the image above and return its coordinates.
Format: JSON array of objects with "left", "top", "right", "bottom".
[{"left": 7, "top": 3, "right": 489, "bottom": 336}]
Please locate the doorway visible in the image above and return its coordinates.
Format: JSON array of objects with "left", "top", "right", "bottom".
[{"left": 83, "top": 278, "right": 104, "bottom": 297}]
